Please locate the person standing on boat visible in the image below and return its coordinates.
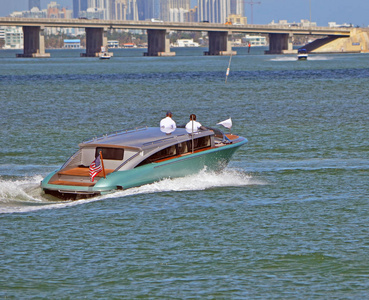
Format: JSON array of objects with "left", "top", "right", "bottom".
[
  {"left": 185, "top": 114, "right": 205, "bottom": 133},
  {"left": 160, "top": 111, "right": 176, "bottom": 133}
]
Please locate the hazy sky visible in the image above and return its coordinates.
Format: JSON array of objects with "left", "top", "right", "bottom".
[{"left": 0, "top": 0, "right": 368, "bottom": 27}]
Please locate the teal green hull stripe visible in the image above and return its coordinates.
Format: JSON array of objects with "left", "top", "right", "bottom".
[{"left": 41, "top": 139, "right": 247, "bottom": 195}]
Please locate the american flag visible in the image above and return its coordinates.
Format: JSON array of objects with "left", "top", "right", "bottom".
[{"left": 89, "top": 154, "right": 103, "bottom": 182}]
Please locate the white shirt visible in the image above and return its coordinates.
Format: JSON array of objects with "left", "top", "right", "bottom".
[
  {"left": 185, "top": 120, "right": 202, "bottom": 133},
  {"left": 160, "top": 117, "right": 176, "bottom": 131}
]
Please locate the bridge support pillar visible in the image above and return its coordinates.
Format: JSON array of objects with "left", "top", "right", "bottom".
[
  {"left": 265, "top": 33, "right": 295, "bottom": 54},
  {"left": 204, "top": 31, "right": 236, "bottom": 56},
  {"left": 144, "top": 29, "right": 175, "bottom": 56},
  {"left": 16, "top": 26, "right": 50, "bottom": 58},
  {"left": 81, "top": 27, "right": 111, "bottom": 57}
]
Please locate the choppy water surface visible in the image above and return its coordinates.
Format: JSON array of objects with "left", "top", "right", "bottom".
[{"left": 1, "top": 48, "right": 368, "bottom": 298}]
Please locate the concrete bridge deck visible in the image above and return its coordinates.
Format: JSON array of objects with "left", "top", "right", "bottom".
[
  {"left": 0, "top": 17, "right": 364, "bottom": 58},
  {"left": 0, "top": 17, "right": 352, "bottom": 36}
]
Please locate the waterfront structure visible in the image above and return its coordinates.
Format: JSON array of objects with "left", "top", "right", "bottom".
[
  {"left": 3, "top": 27, "right": 23, "bottom": 49},
  {"left": 108, "top": 40, "right": 119, "bottom": 47},
  {"left": 64, "top": 39, "right": 81, "bottom": 48},
  {"left": 73, "top": 0, "right": 88, "bottom": 18},
  {"left": 0, "top": 27, "right": 4, "bottom": 44},
  {"left": 172, "top": 38, "right": 200, "bottom": 47},
  {"left": 123, "top": 42, "right": 137, "bottom": 47},
  {"left": 29, "top": 0, "right": 41, "bottom": 10},
  {"left": 243, "top": 34, "right": 267, "bottom": 46}
]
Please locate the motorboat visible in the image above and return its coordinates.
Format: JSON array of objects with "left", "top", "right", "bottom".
[
  {"left": 297, "top": 48, "right": 308, "bottom": 60},
  {"left": 41, "top": 126, "right": 247, "bottom": 200},
  {"left": 99, "top": 52, "right": 111, "bottom": 59},
  {"left": 99, "top": 46, "right": 111, "bottom": 59}
]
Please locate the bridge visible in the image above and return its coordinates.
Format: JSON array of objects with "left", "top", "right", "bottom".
[{"left": 0, "top": 17, "right": 359, "bottom": 58}]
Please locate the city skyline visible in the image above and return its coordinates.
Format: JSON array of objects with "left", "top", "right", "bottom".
[{"left": 0, "top": 0, "right": 368, "bottom": 26}]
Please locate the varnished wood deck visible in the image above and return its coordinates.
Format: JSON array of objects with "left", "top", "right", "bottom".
[
  {"left": 225, "top": 134, "right": 239, "bottom": 140},
  {"left": 58, "top": 167, "right": 114, "bottom": 177},
  {"left": 49, "top": 167, "right": 115, "bottom": 187}
]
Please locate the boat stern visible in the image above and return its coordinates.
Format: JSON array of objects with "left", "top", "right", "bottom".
[{"left": 41, "top": 168, "right": 116, "bottom": 200}]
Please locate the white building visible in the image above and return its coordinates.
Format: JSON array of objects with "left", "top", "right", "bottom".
[
  {"left": 64, "top": 39, "right": 81, "bottom": 48},
  {"left": 108, "top": 40, "right": 120, "bottom": 48},
  {"left": 172, "top": 39, "right": 200, "bottom": 47},
  {"left": 269, "top": 19, "right": 317, "bottom": 27},
  {"left": 328, "top": 22, "right": 352, "bottom": 28},
  {"left": 3, "top": 27, "right": 23, "bottom": 49},
  {"left": 0, "top": 27, "right": 5, "bottom": 40},
  {"left": 243, "top": 35, "right": 267, "bottom": 46}
]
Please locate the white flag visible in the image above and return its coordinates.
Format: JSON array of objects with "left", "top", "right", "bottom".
[{"left": 217, "top": 118, "right": 232, "bottom": 129}]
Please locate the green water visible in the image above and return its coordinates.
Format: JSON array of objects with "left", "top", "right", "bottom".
[{"left": 1, "top": 48, "right": 368, "bottom": 298}]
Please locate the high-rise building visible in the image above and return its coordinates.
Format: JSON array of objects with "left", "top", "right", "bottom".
[
  {"left": 114, "top": 0, "right": 138, "bottom": 20},
  {"left": 185, "top": 6, "right": 198, "bottom": 22},
  {"left": 47, "top": 2, "right": 61, "bottom": 18},
  {"left": 230, "top": 0, "right": 244, "bottom": 16},
  {"left": 137, "top": 0, "right": 159, "bottom": 20},
  {"left": 160, "top": 0, "right": 190, "bottom": 21},
  {"left": 29, "top": 0, "right": 41, "bottom": 10},
  {"left": 73, "top": 0, "right": 88, "bottom": 18},
  {"left": 87, "top": 0, "right": 113, "bottom": 19},
  {"left": 198, "top": 0, "right": 230, "bottom": 23}
]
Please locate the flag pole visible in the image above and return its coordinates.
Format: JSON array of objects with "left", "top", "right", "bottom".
[
  {"left": 191, "top": 119, "right": 194, "bottom": 153},
  {"left": 99, "top": 151, "right": 106, "bottom": 179}
]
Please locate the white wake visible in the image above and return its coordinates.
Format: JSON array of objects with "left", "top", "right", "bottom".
[
  {"left": 0, "top": 169, "right": 265, "bottom": 214},
  {"left": 270, "top": 55, "right": 332, "bottom": 62}
]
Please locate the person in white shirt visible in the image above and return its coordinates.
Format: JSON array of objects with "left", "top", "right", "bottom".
[
  {"left": 185, "top": 114, "right": 205, "bottom": 133},
  {"left": 160, "top": 111, "right": 176, "bottom": 133}
]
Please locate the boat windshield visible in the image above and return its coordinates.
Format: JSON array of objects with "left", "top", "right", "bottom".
[
  {"left": 177, "top": 124, "right": 226, "bottom": 140},
  {"left": 298, "top": 49, "right": 307, "bottom": 54}
]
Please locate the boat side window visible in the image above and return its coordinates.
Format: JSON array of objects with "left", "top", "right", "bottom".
[
  {"left": 149, "top": 145, "right": 177, "bottom": 162},
  {"left": 136, "top": 145, "right": 177, "bottom": 167},
  {"left": 95, "top": 147, "right": 124, "bottom": 160},
  {"left": 192, "top": 136, "right": 211, "bottom": 150},
  {"left": 177, "top": 141, "right": 188, "bottom": 155},
  {"left": 135, "top": 137, "right": 211, "bottom": 168}
]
